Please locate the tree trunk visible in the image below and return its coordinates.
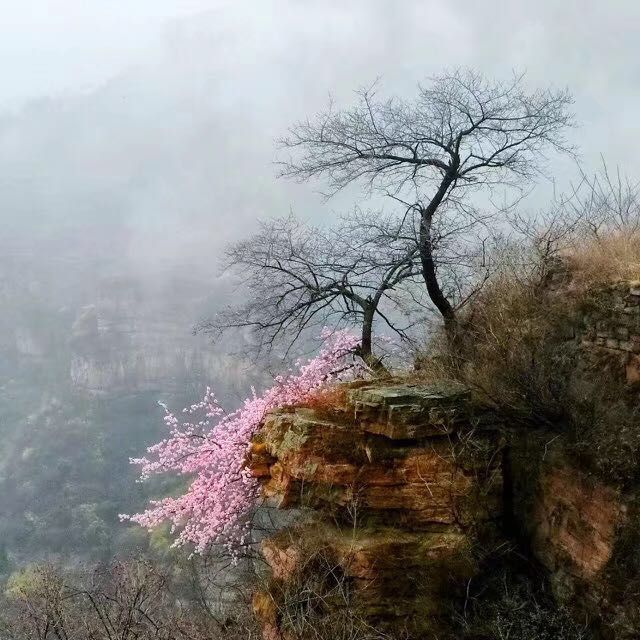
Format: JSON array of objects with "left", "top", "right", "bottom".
[
  {"left": 359, "top": 307, "right": 388, "bottom": 374},
  {"left": 419, "top": 173, "right": 457, "bottom": 338}
]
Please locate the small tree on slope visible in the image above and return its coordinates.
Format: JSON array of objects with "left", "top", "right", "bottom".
[{"left": 121, "top": 329, "right": 363, "bottom": 557}]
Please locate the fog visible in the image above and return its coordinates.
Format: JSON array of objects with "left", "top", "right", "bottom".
[
  {"left": 1, "top": 0, "right": 639, "bottom": 567},
  {"left": 3, "top": 1, "right": 640, "bottom": 277}
]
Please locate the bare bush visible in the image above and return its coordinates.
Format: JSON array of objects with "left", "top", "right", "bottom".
[
  {"left": 420, "top": 213, "right": 640, "bottom": 486},
  {"left": 260, "top": 534, "right": 391, "bottom": 640},
  {"left": 458, "top": 563, "right": 590, "bottom": 640},
  {"left": 0, "top": 558, "right": 259, "bottom": 640}
]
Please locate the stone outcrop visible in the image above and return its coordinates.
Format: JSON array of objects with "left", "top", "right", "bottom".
[
  {"left": 577, "top": 280, "right": 640, "bottom": 383},
  {"left": 524, "top": 459, "right": 635, "bottom": 639},
  {"left": 247, "top": 382, "right": 505, "bottom": 638},
  {"left": 532, "top": 465, "right": 625, "bottom": 582},
  {"left": 505, "top": 423, "right": 636, "bottom": 639},
  {"left": 248, "top": 382, "right": 638, "bottom": 639},
  {"left": 246, "top": 281, "right": 640, "bottom": 639}
]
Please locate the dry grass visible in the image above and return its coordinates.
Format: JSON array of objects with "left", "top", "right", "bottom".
[
  {"left": 0, "top": 558, "right": 261, "bottom": 640},
  {"left": 453, "top": 272, "right": 579, "bottom": 425},
  {"left": 457, "top": 559, "right": 590, "bottom": 640},
  {"left": 299, "top": 384, "right": 349, "bottom": 412},
  {"left": 259, "top": 529, "right": 391, "bottom": 640},
  {"left": 563, "top": 228, "right": 640, "bottom": 288},
  {"left": 418, "top": 227, "right": 640, "bottom": 484}
]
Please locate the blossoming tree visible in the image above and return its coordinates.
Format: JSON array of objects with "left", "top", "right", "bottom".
[{"left": 122, "top": 330, "right": 363, "bottom": 556}]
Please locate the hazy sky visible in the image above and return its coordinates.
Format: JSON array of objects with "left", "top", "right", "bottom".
[
  {"left": 0, "top": 1, "right": 217, "bottom": 106},
  {"left": 2, "top": 1, "right": 639, "bottom": 275}
]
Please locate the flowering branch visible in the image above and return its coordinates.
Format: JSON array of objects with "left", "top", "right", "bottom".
[{"left": 121, "top": 329, "right": 363, "bottom": 557}]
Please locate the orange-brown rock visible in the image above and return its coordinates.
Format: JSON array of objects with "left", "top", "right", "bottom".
[
  {"left": 521, "top": 459, "right": 640, "bottom": 638},
  {"left": 247, "top": 441, "right": 276, "bottom": 478},
  {"left": 532, "top": 464, "right": 626, "bottom": 581},
  {"left": 262, "top": 536, "right": 302, "bottom": 582},
  {"left": 250, "top": 384, "right": 503, "bottom": 530},
  {"left": 252, "top": 591, "right": 281, "bottom": 640},
  {"left": 248, "top": 382, "right": 504, "bottom": 638},
  {"left": 256, "top": 522, "right": 475, "bottom": 634}
]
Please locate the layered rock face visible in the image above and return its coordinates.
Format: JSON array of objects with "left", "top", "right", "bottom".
[
  {"left": 532, "top": 465, "right": 625, "bottom": 583},
  {"left": 68, "top": 277, "right": 252, "bottom": 395},
  {"left": 523, "top": 280, "right": 640, "bottom": 636},
  {"left": 247, "top": 382, "right": 505, "bottom": 638},
  {"left": 524, "top": 458, "right": 634, "bottom": 639},
  {"left": 245, "top": 280, "right": 640, "bottom": 638}
]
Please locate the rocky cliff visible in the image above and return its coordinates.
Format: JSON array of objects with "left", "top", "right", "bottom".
[
  {"left": 247, "top": 369, "right": 640, "bottom": 638},
  {"left": 247, "top": 382, "right": 506, "bottom": 638},
  {"left": 68, "top": 277, "right": 247, "bottom": 396},
  {"left": 0, "top": 248, "right": 254, "bottom": 398}
]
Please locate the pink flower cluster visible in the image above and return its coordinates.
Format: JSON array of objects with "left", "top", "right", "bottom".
[{"left": 121, "top": 329, "right": 363, "bottom": 556}]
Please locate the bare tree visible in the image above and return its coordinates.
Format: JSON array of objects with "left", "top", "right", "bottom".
[
  {"left": 0, "top": 559, "right": 258, "bottom": 640},
  {"left": 203, "top": 211, "right": 425, "bottom": 370},
  {"left": 569, "top": 158, "right": 640, "bottom": 237},
  {"left": 279, "top": 68, "right": 575, "bottom": 336},
  {"left": 505, "top": 159, "right": 640, "bottom": 287}
]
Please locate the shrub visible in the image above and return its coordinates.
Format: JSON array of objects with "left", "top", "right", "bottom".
[
  {"left": 447, "top": 266, "right": 580, "bottom": 427},
  {"left": 423, "top": 227, "right": 640, "bottom": 485},
  {"left": 261, "top": 531, "right": 390, "bottom": 640},
  {"left": 456, "top": 548, "right": 591, "bottom": 640},
  {"left": 0, "top": 558, "right": 259, "bottom": 640}
]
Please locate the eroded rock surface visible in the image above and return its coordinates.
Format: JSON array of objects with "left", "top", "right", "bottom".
[
  {"left": 533, "top": 465, "right": 625, "bottom": 581},
  {"left": 247, "top": 381, "right": 504, "bottom": 638},
  {"left": 525, "top": 460, "right": 635, "bottom": 638}
]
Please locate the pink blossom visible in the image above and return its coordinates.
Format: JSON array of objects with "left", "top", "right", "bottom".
[{"left": 121, "top": 329, "right": 363, "bottom": 557}]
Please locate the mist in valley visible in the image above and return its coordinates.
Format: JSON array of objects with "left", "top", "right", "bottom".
[{"left": 1, "top": 3, "right": 640, "bottom": 635}]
